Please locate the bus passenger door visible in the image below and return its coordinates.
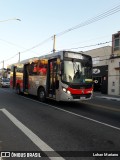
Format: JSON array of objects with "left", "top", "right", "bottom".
[
  {"left": 47, "top": 59, "right": 58, "bottom": 99},
  {"left": 13, "top": 66, "right": 17, "bottom": 89},
  {"left": 23, "top": 64, "right": 29, "bottom": 92}
]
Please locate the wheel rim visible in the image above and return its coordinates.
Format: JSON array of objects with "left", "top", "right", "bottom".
[{"left": 39, "top": 91, "right": 45, "bottom": 99}]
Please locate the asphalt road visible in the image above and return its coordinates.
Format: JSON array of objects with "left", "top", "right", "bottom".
[{"left": 0, "top": 88, "right": 120, "bottom": 160}]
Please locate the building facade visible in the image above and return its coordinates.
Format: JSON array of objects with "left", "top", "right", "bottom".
[
  {"left": 108, "top": 57, "right": 120, "bottom": 95},
  {"left": 84, "top": 31, "right": 120, "bottom": 96},
  {"left": 108, "top": 31, "right": 120, "bottom": 95},
  {"left": 0, "top": 68, "right": 10, "bottom": 79},
  {"left": 84, "top": 46, "right": 111, "bottom": 94}
]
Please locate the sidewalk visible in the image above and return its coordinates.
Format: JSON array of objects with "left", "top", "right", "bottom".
[{"left": 93, "top": 92, "right": 120, "bottom": 102}]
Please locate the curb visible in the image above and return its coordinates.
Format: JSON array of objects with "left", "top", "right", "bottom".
[{"left": 95, "top": 96, "right": 120, "bottom": 101}]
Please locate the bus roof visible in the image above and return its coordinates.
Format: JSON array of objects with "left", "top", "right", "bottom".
[{"left": 7, "top": 50, "right": 92, "bottom": 67}]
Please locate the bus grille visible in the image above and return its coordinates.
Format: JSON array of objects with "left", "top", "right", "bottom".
[
  {"left": 69, "top": 84, "right": 92, "bottom": 89},
  {"left": 72, "top": 93, "right": 91, "bottom": 99}
]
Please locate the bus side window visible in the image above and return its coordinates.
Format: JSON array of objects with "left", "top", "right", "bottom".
[
  {"left": 28, "top": 62, "right": 38, "bottom": 75},
  {"left": 38, "top": 63, "right": 47, "bottom": 76}
]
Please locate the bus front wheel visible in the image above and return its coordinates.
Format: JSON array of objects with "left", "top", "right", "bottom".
[{"left": 38, "top": 87, "right": 46, "bottom": 102}]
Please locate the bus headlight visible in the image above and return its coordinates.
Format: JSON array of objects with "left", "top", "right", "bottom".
[
  {"left": 62, "top": 87, "right": 67, "bottom": 92},
  {"left": 67, "top": 90, "right": 71, "bottom": 94},
  {"left": 87, "top": 90, "right": 93, "bottom": 93},
  {"left": 62, "top": 87, "right": 71, "bottom": 95}
]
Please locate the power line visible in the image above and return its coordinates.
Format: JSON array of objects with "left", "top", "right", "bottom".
[
  {"left": 1, "top": 3, "right": 119, "bottom": 65},
  {"left": 0, "top": 38, "right": 26, "bottom": 50},
  {"left": 56, "top": 4, "right": 120, "bottom": 37},
  {"left": 92, "top": 54, "right": 111, "bottom": 58},
  {"left": 58, "top": 41, "right": 112, "bottom": 51},
  {"left": 5, "top": 53, "right": 19, "bottom": 62},
  {"left": 0, "top": 38, "right": 46, "bottom": 58},
  {"left": 0, "top": 39, "right": 112, "bottom": 65},
  {"left": 19, "top": 3, "right": 120, "bottom": 53},
  {"left": 0, "top": 37, "right": 53, "bottom": 64},
  {"left": 20, "top": 36, "right": 52, "bottom": 53}
]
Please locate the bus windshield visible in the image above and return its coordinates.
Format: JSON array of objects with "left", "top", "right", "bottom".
[{"left": 62, "top": 59, "right": 92, "bottom": 84}]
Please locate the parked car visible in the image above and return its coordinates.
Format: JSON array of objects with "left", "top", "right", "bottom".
[{"left": 0, "top": 78, "right": 10, "bottom": 87}]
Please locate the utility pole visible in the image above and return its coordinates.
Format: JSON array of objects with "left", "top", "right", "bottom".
[
  {"left": 53, "top": 35, "right": 56, "bottom": 53},
  {"left": 3, "top": 60, "right": 4, "bottom": 69},
  {"left": 18, "top": 52, "right": 20, "bottom": 62},
  {"left": 2, "top": 60, "right": 4, "bottom": 78}
]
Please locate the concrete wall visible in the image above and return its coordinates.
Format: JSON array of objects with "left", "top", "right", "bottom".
[
  {"left": 84, "top": 46, "right": 112, "bottom": 67},
  {"left": 84, "top": 44, "right": 120, "bottom": 96},
  {"left": 108, "top": 57, "right": 120, "bottom": 95}
]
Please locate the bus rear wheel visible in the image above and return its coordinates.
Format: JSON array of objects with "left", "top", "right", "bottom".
[{"left": 38, "top": 87, "right": 46, "bottom": 102}]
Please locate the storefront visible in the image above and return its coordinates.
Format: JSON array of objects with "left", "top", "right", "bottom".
[{"left": 93, "top": 65, "right": 108, "bottom": 94}]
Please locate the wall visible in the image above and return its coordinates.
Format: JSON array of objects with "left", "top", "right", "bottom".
[
  {"left": 84, "top": 46, "right": 112, "bottom": 66},
  {"left": 84, "top": 46, "right": 112, "bottom": 94},
  {"left": 108, "top": 57, "right": 120, "bottom": 95}
]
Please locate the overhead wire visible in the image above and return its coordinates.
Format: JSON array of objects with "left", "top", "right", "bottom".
[
  {"left": 56, "top": 4, "right": 120, "bottom": 37},
  {"left": 20, "top": 36, "right": 53, "bottom": 53},
  {"left": 1, "top": 3, "right": 120, "bottom": 65},
  {"left": 0, "top": 38, "right": 27, "bottom": 50},
  {"left": 0, "top": 36, "right": 53, "bottom": 63},
  {"left": 15, "top": 3, "right": 120, "bottom": 54},
  {"left": 57, "top": 41, "right": 112, "bottom": 51},
  {"left": 5, "top": 53, "right": 19, "bottom": 62},
  {"left": 1, "top": 40, "right": 112, "bottom": 64}
]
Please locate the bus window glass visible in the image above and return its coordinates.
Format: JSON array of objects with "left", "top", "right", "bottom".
[
  {"left": 28, "top": 62, "right": 38, "bottom": 75},
  {"left": 62, "top": 60, "right": 92, "bottom": 84},
  {"left": 16, "top": 65, "right": 23, "bottom": 73},
  {"left": 38, "top": 60, "right": 47, "bottom": 76}
]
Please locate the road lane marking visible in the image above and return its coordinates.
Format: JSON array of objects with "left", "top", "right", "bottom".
[
  {"left": 0, "top": 108, "right": 65, "bottom": 160},
  {"left": 1, "top": 88, "right": 120, "bottom": 130},
  {"left": 43, "top": 104, "right": 120, "bottom": 131},
  {"left": 81, "top": 101, "right": 120, "bottom": 112},
  {"left": 1, "top": 88, "right": 120, "bottom": 112},
  {"left": 20, "top": 96, "right": 120, "bottom": 131},
  {"left": 95, "top": 96, "right": 120, "bottom": 101}
]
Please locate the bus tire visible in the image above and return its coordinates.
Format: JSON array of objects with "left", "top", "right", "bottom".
[
  {"left": 16, "top": 85, "right": 21, "bottom": 95},
  {"left": 38, "top": 87, "right": 46, "bottom": 102}
]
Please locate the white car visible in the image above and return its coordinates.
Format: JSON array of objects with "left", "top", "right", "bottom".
[{"left": 0, "top": 78, "right": 10, "bottom": 87}]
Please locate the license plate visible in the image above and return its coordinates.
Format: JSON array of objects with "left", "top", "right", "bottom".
[{"left": 80, "top": 96, "right": 86, "bottom": 100}]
